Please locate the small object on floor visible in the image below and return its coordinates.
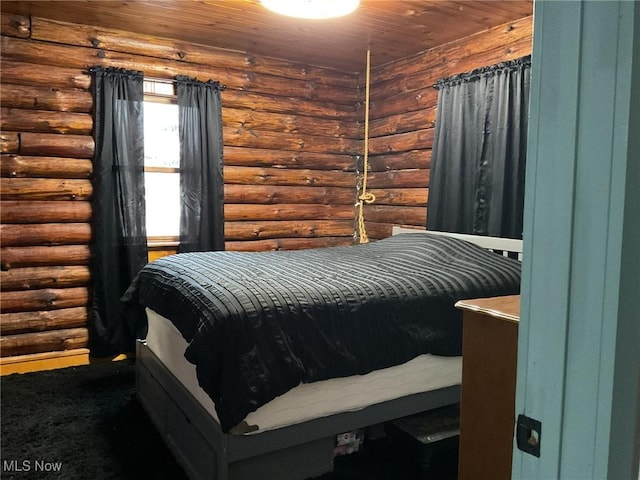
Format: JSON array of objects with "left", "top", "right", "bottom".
[
  {"left": 334, "top": 429, "right": 365, "bottom": 456},
  {"left": 387, "top": 403, "right": 460, "bottom": 479},
  {"left": 390, "top": 403, "right": 460, "bottom": 444}
]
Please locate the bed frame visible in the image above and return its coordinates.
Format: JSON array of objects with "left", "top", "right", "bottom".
[
  {"left": 136, "top": 228, "right": 523, "bottom": 480},
  {"left": 392, "top": 227, "right": 523, "bottom": 260}
]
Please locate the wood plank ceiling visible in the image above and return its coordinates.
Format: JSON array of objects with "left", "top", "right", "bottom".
[{"left": 0, "top": 0, "right": 532, "bottom": 72}]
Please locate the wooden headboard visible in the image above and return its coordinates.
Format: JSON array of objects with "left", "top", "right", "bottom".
[{"left": 392, "top": 226, "right": 523, "bottom": 261}]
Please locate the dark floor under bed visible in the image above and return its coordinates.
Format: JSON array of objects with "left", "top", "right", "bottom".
[{"left": 0, "top": 359, "right": 458, "bottom": 480}]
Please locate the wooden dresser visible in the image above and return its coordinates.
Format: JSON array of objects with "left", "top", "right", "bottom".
[{"left": 455, "top": 295, "right": 520, "bottom": 480}]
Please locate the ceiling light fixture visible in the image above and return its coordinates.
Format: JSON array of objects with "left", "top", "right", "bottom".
[{"left": 261, "top": 0, "right": 360, "bottom": 20}]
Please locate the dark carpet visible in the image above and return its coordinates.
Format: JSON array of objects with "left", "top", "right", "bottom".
[{"left": 1, "top": 360, "right": 457, "bottom": 479}]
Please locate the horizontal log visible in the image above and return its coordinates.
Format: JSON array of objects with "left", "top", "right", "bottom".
[
  {"left": 0, "top": 178, "right": 93, "bottom": 200},
  {"left": 369, "top": 88, "right": 438, "bottom": 122},
  {"left": 0, "top": 307, "right": 88, "bottom": 335},
  {"left": 367, "top": 150, "right": 431, "bottom": 172},
  {"left": 223, "top": 126, "right": 359, "bottom": 155},
  {"left": 0, "top": 327, "right": 88, "bottom": 357},
  {"left": 0, "top": 13, "right": 30, "bottom": 38},
  {"left": 224, "top": 204, "right": 354, "bottom": 221},
  {"left": 368, "top": 129, "right": 434, "bottom": 156},
  {"left": 367, "top": 188, "right": 428, "bottom": 207},
  {"left": 0, "top": 223, "right": 92, "bottom": 247},
  {"left": 1, "top": 155, "right": 93, "bottom": 179},
  {"left": 1, "top": 35, "right": 357, "bottom": 109},
  {"left": 366, "top": 169, "right": 430, "bottom": 189},
  {"left": 500, "top": 37, "right": 534, "bottom": 60},
  {"left": 0, "top": 287, "right": 89, "bottom": 313},
  {"left": 223, "top": 107, "right": 358, "bottom": 138},
  {"left": 0, "top": 60, "right": 92, "bottom": 90},
  {"left": 224, "top": 166, "right": 355, "bottom": 188},
  {"left": 224, "top": 220, "right": 354, "bottom": 240},
  {"left": 1, "top": 266, "right": 91, "bottom": 291},
  {"left": 367, "top": 107, "right": 437, "bottom": 138},
  {"left": 370, "top": 77, "right": 438, "bottom": 116},
  {"left": 363, "top": 205, "right": 427, "bottom": 226},
  {"left": 0, "top": 200, "right": 92, "bottom": 223},
  {"left": 221, "top": 89, "right": 355, "bottom": 120},
  {"left": 369, "top": 73, "right": 436, "bottom": 110},
  {"left": 1, "top": 132, "right": 19, "bottom": 154},
  {"left": 224, "top": 184, "right": 356, "bottom": 205},
  {"left": 31, "top": 17, "right": 358, "bottom": 89},
  {"left": 224, "top": 147, "right": 356, "bottom": 171},
  {"left": 360, "top": 222, "right": 395, "bottom": 241},
  {"left": 226, "top": 236, "right": 354, "bottom": 252},
  {"left": 19, "top": 132, "right": 94, "bottom": 158},
  {"left": 0, "top": 84, "right": 92, "bottom": 113},
  {"left": 1, "top": 245, "right": 92, "bottom": 269},
  {"left": 0, "top": 108, "right": 93, "bottom": 135}
]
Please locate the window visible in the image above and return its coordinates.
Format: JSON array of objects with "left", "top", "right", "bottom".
[{"left": 143, "top": 80, "right": 180, "bottom": 243}]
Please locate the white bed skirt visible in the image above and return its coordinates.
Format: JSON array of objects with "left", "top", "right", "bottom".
[{"left": 144, "top": 308, "right": 462, "bottom": 435}]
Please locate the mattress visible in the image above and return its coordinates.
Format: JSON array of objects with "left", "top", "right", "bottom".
[{"left": 145, "top": 308, "right": 463, "bottom": 435}]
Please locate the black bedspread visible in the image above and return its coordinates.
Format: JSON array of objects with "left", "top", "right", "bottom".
[{"left": 122, "top": 233, "right": 520, "bottom": 432}]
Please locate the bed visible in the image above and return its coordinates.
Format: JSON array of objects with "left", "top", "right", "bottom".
[{"left": 123, "top": 229, "right": 522, "bottom": 480}]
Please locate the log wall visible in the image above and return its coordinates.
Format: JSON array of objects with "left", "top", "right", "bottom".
[
  {"left": 0, "top": 14, "right": 359, "bottom": 361},
  {"left": 1, "top": 14, "right": 95, "bottom": 360},
  {"left": 359, "top": 16, "right": 533, "bottom": 239}
]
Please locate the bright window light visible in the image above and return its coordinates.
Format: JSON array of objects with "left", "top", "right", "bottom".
[
  {"left": 143, "top": 88, "right": 180, "bottom": 239},
  {"left": 144, "top": 172, "right": 180, "bottom": 237},
  {"left": 261, "top": 0, "right": 359, "bottom": 19},
  {"left": 144, "top": 102, "right": 179, "bottom": 168}
]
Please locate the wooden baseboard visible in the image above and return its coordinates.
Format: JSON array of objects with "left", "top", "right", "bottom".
[{"left": 0, "top": 349, "right": 132, "bottom": 375}]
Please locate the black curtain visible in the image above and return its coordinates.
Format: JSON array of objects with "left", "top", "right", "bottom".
[
  {"left": 426, "top": 56, "right": 531, "bottom": 239},
  {"left": 176, "top": 76, "right": 225, "bottom": 252},
  {"left": 89, "top": 67, "right": 148, "bottom": 357}
]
